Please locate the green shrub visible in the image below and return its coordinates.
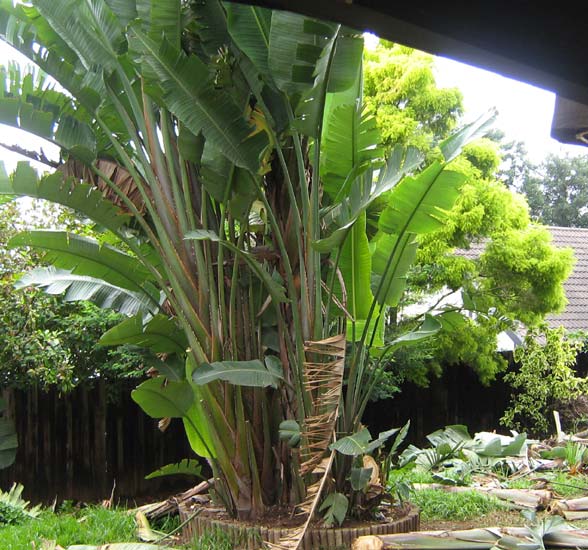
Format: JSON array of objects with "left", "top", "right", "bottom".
[
  {"left": 501, "top": 326, "right": 586, "bottom": 437},
  {"left": 0, "top": 502, "right": 27, "bottom": 526}
]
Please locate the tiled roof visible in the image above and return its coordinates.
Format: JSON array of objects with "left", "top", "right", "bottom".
[
  {"left": 545, "top": 226, "right": 588, "bottom": 331},
  {"left": 455, "top": 226, "right": 588, "bottom": 332}
]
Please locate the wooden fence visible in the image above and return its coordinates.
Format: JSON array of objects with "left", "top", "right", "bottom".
[
  {"left": 364, "top": 351, "right": 588, "bottom": 445},
  {"left": 0, "top": 380, "right": 194, "bottom": 504},
  {"left": 3, "top": 353, "right": 586, "bottom": 504}
]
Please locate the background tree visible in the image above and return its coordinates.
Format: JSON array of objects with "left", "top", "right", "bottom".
[
  {"left": 364, "top": 42, "right": 463, "bottom": 152},
  {"left": 501, "top": 326, "right": 585, "bottom": 437},
  {"left": 364, "top": 43, "right": 574, "bottom": 387},
  {"left": 520, "top": 154, "right": 588, "bottom": 227},
  {"left": 0, "top": 200, "right": 146, "bottom": 392}
]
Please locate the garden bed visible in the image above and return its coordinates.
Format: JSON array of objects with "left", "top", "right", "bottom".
[{"left": 179, "top": 502, "right": 419, "bottom": 549}]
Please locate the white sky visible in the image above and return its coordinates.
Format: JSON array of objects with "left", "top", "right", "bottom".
[
  {"left": 0, "top": 35, "right": 586, "bottom": 172},
  {"left": 433, "top": 56, "right": 586, "bottom": 162}
]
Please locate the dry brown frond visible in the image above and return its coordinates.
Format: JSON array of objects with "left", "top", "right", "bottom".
[
  {"left": 59, "top": 158, "right": 149, "bottom": 216},
  {"left": 266, "top": 334, "right": 346, "bottom": 550}
]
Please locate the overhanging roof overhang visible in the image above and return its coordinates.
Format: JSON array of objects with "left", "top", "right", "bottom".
[{"left": 232, "top": 1, "right": 588, "bottom": 147}]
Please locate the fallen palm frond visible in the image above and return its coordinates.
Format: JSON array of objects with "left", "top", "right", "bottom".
[
  {"left": 130, "top": 480, "right": 210, "bottom": 520},
  {"left": 353, "top": 526, "right": 588, "bottom": 550},
  {"left": 558, "top": 510, "right": 588, "bottom": 520},
  {"left": 549, "top": 496, "right": 588, "bottom": 515}
]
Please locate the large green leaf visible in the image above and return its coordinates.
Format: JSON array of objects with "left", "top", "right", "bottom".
[
  {"left": 0, "top": 3, "right": 98, "bottom": 106},
  {"left": 132, "top": 376, "right": 214, "bottom": 458},
  {"left": 371, "top": 231, "right": 418, "bottom": 307},
  {"left": 329, "top": 427, "right": 371, "bottom": 456},
  {"left": 268, "top": 12, "right": 332, "bottom": 95},
  {"left": 385, "top": 314, "right": 442, "bottom": 352},
  {"left": 0, "top": 162, "right": 130, "bottom": 234},
  {"left": 0, "top": 64, "right": 97, "bottom": 161},
  {"left": 33, "top": 0, "right": 124, "bottom": 74},
  {"left": 226, "top": 4, "right": 272, "bottom": 78},
  {"left": 137, "top": 0, "right": 180, "bottom": 46},
  {"left": 338, "top": 213, "right": 372, "bottom": 319},
  {"left": 15, "top": 267, "right": 158, "bottom": 317},
  {"left": 130, "top": 27, "right": 267, "bottom": 173},
  {"left": 295, "top": 26, "right": 363, "bottom": 138},
  {"left": 9, "top": 231, "right": 158, "bottom": 298},
  {"left": 99, "top": 314, "right": 187, "bottom": 355},
  {"left": 315, "top": 146, "right": 424, "bottom": 252},
  {"left": 319, "top": 492, "right": 348, "bottom": 527},
  {"left": 104, "top": 0, "right": 137, "bottom": 28},
  {"left": 192, "top": 358, "right": 283, "bottom": 388},
  {"left": 182, "top": 399, "right": 215, "bottom": 459},
  {"left": 440, "top": 109, "right": 497, "bottom": 163},
  {"left": 330, "top": 427, "right": 400, "bottom": 456},
  {"left": 321, "top": 103, "right": 383, "bottom": 199},
  {"left": 132, "top": 377, "right": 194, "bottom": 418},
  {"left": 350, "top": 467, "right": 373, "bottom": 491},
  {"left": 379, "top": 163, "right": 467, "bottom": 236},
  {"left": 188, "top": 0, "right": 230, "bottom": 58}
]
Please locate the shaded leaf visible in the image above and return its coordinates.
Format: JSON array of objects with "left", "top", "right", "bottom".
[
  {"left": 99, "top": 314, "right": 187, "bottom": 355},
  {"left": 279, "top": 419, "right": 301, "bottom": 448},
  {"left": 145, "top": 459, "right": 203, "bottom": 480},
  {"left": 130, "top": 27, "right": 266, "bottom": 173},
  {"left": 350, "top": 467, "right": 372, "bottom": 491},
  {"left": 319, "top": 492, "right": 348, "bottom": 527},
  {"left": 131, "top": 377, "right": 193, "bottom": 419},
  {"left": 192, "top": 359, "right": 282, "bottom": 388}
]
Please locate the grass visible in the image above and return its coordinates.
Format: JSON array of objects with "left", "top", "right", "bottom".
[
  {"left": 0, "top": 506, "right": 137, "bottom": 550},
  {"left": 411, "top": 488, "right": 506, "bottom": 521},
  {"left": 503, "top": 477, "right": 536, "bottom": 490},
  {"left": 542, "top": 471, "right": 588, "bottom": 498},
  {"left": 0, "top": 504, "right": 222, "bottom": 550}
]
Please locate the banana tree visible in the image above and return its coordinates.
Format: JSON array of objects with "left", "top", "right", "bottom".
[{"left": 0, "top": 0, "right": 494, "bottom": 529}]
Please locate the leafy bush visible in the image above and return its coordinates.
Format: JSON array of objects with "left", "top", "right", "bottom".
[
  {"left": 0, "top": 483, "right": 41, "bottom": 526},
  {"left": 0, "top": 502, "right": 27, "bottom": 526},
  {"left": 501, "top": 326, "right": 585, "bottom": 437}
]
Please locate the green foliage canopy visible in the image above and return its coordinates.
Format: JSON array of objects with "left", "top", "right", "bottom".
[
  {"left": 364, "top": 43, "right": 574, "bottom": 386},
  {"left": 0, "top": 202, "right": 146, "bottom": 392}
]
